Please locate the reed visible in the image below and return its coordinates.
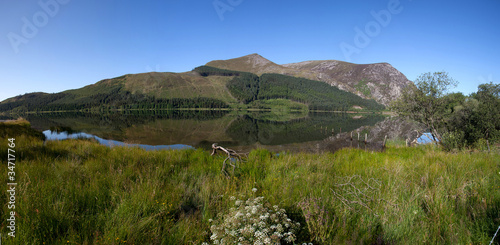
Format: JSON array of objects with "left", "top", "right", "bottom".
[{"left": 0, "top": 134, "right": 498, "bottom": 244}]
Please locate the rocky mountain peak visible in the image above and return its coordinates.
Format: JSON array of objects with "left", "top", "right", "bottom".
[{"left": 241, "top": 53, "right": 275, "bottom": 68}]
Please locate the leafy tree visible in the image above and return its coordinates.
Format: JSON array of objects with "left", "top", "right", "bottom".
[
  {"left": 473, "top": 83, "right": 500, "bottom": 141},
  {"left": 393, "top": 71, "right": 500, "bottom": 150},
  {"left": 391, "top": 71, "right": 457, "bottom": 143},
  {"left": 448, "top": 82, "right": 500, "bottom": 147}
]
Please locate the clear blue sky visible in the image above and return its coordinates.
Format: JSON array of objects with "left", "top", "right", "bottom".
[{"left": 1, "top": 0, "right": 499, "bottom": 102}]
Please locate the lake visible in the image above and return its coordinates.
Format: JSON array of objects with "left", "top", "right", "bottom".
[{"left": 23, "top": 110, "right": 420, "bottom": 153}]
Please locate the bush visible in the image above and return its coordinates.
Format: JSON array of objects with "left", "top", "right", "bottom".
[
  {"left": 206, "top": 192, "right": 300, "bottom": 244},
  {"left": 441, "top": 131, "right": 465, "bottom": 151}
]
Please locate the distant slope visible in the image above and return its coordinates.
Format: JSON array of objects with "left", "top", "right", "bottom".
[
  {"left": 194, "top": 66, "right": 384, "bottom": 111},
  {"left": 206, "top": 53, "right": 289, "bottom": 75},
  {"left": 68, "top": 72, "right": 237, "bottom": 103},
  {"left": 282, "top": 60, "right": 412, "bottom": 105},
  {"left": 0, "top": 54, "right": 399, "bottom": 112},
  {"left": 206, "top": 54, "right": 413, "bottom": 105},
  {"left": 0, "top": 73, "right": 233, "bottom": 112},
  {"left": 257, "top": 73, "right": 383, "bottom": 111}
]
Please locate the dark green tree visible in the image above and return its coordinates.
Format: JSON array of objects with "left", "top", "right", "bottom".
[{"left": 447, "top": 82, "right": 500, "bottom": 147}]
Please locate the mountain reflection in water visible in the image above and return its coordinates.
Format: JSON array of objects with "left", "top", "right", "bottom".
[
  {"left": 44, "top": 130, "right": 193, "bottom": 151},
  {"left": 24, "top": 111, "right": 418, "bottom": 153}
]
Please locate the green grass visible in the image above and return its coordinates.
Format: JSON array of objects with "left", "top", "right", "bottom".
[
  {"left": 0, "top": 118, "right": 46, "bottom": 140},
  {"left": 0, "top": 132, "right": 499, "bottom": 244}
]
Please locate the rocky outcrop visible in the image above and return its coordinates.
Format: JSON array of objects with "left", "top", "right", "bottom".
[{"left": 282, "top": 61, "right": 413, "bottom": 106}]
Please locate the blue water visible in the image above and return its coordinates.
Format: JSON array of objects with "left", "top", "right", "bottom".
[
  {"left": 43, "top": 130, "right": 194, "bottom": 151},
  {"left": 417, "top": 132, "right": 435, "bottom": 144}
]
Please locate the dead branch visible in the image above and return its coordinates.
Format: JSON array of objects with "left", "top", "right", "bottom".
[
  {"left": 211, "top": 143, "right": 243, "bottom": 175},
  {"left": 332, "top": 175, "right": 383, "bottom": 216}
]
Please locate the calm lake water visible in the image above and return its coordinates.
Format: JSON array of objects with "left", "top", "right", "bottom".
[{"left": 23, "top": 110, "right": 419, "bottom": 153}]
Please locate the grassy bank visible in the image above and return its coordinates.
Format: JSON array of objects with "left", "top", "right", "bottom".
[{"left": 0, "top": 132, "right": 499, "bottom": 244}]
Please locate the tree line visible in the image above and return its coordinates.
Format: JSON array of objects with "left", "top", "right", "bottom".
[
  {"left": 193, "top": 66, "right": 250, "bottom": 77},
  {"left": 0, "top": 88, "right": 229, "bottom": 113}
]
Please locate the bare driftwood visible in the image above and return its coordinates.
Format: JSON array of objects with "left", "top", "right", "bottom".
[{"left": 211, "top": 143, "right": 243, "bottom": 175}]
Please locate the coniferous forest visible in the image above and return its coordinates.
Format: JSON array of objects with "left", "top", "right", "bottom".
[{"left": 195, "top": 66, "right": 384, "bottom": 111}]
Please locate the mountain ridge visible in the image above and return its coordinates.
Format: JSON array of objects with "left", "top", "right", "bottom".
[
  {"left": 206, "top": 54, "right": 412, "bottom": 105},
  {"left": 0, "top": 54, "right": 411, "bottom": 113}
]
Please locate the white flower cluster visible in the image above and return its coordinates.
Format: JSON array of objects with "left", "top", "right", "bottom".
[{"left": 207, "top": 193, "right": 300, "bottom": 245}]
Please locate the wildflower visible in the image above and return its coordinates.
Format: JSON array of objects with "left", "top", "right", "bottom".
[
  {"left": 252, "top": 188, "right": 258, "bottom": 192},
  {"left": 258, "top": 221, "right": 266, "bottom": 228},
  {"left": 207, "top": 195, "right": 299, "bottom": 244},
  {"left": 276, "top": 224, "right": 283, "bottom": 232}
]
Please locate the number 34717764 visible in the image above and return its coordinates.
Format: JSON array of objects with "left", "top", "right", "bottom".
[{"left": 8, "top": 138, "right": 15, "bottom": 181}]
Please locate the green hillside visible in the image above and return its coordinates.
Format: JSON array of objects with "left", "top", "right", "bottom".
[
  {"left": 0, "top": 66, "right": 384, "bottom": 113},
  {"left": 0, "top": 73, "right": 233, "bottom": 113},
  {"left": 194, "top": 66, "right": 384, "bottom": 111},
  {"left": 258, "top": 73, "right": 384, "bottom": 111}
]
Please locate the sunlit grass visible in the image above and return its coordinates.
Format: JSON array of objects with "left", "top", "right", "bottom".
[{"left": 0, "top": 134, "right": 498, "bottom": 244}]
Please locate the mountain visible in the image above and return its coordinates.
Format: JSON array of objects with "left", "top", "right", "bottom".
[
  {"left": 0, "top": 54, "right": 410, "bottom": 113},
  {"left": 192, "top": 66, "right": 384, "bottom": 111},
  {"left": 0, "top": 72, "right": 234, "bottom": 112},
  {"left": 206, "top": 53, "right": 290, "bottom": 75},
  {"left": 207, "top": 54, "right": 413, "bottom": 105}
]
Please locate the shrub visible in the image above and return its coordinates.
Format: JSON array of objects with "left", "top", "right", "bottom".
[
  {"left": 441, "top": 130, "right": 466, "bottom": 151},
  {"left": 206, "top": 193, "right": 300, "bottom": 244}
]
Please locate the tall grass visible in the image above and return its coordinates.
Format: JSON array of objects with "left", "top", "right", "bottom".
[{"left": 0, "top": 134, "right": 499, "bottom": 244}]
